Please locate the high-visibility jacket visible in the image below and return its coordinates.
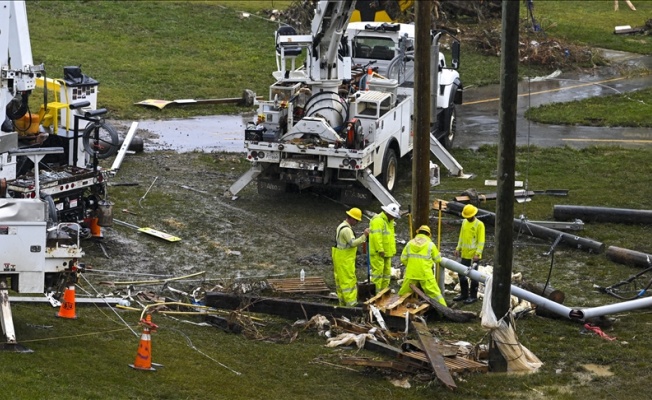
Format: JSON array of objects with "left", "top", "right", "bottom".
[
  {"left": 400, "top": 234, "right": 441, "bottom": 280},
  {"left": 369, "top": 212, "right": 396, "bottom": 257},
  {"left": 456, "top": 218, "right": 485, "bottom": 259},
  {"left": 332, "top": 221, "right": 366, "bottom": 307}
]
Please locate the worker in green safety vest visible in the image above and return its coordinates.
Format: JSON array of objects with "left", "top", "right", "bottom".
[
  {"left": 369, "top": 203, "right": 400, "bottom": 292},
  {"left": 332, "top": 208, "right": 369, "bottom": 307},
  {"left": 453, "top": 204, "right": 486, "bottom": 304},
  {"left": 397, "top": 225, "right": 447, "bottom": 306}
]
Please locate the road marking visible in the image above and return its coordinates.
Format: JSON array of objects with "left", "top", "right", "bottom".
[
  {"left": 463, "top": 76, "right": 628, "bottom": 105},
  {"left": 562, "top": 138, "right": 652, "bottom": 144}
]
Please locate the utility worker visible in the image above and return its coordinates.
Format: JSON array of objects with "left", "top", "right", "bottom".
[
  {"left": 398, "top": 225, "right": 446, "bottom": 306},
  {"left": 332, "top": 207, "right": 369, "bottom": 307},
  {"left": 453, "top": 204, "right": 485, "bottom": 304},
  {"left": 369, "top": 203, "right": 400, "bottom": 292}
]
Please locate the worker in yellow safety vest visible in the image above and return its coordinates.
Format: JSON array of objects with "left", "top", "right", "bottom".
[
  {"left": 398, "top": 225, "right": 446, "bottom": 306},
  {"left": 453, "top": 204, "right": 486, "bottom": 304},
  {"left": 369, "top": 203, "right": 400, "bottom": 292},
  {"left": 332, "top": 208, "right": 370, "bottom": 307}
]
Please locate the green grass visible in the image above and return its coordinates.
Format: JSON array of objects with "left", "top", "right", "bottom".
[
  {"left": 25, "top": 1, "right": 649, "bottom": 121},
  {"left": 9, "top": 2, "right": 652, "bottom": 398},
  {"left": 3, "top": 145, "right": 652, "bottom": 399},
  {"left": 526, "top": 87, "right": 652, "bottom": 127},
  {"left": 531, "top": 0, "right": 652, "bottom": 55}
]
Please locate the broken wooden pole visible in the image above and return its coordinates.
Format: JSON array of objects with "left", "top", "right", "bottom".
[
  {"left": 445, "top": 201, "right": 605, "bottom": 253},
  {"left": 606, "top": 246, "right": 652, "bottom": 269},
  {"left": 519, "top": 281, "right": 565, "bottom": 319},
  {"left": 204, "top": 291, "right": 364, "bottom": 320},
  {"left": 410, "top": 284, "right": 477, "bottom": 323},
  {"left": 519, "top": 281, "right": 565, "bottom": 304},
  {"left": 553, "top": 205, "right": 652, "bottom": 224},
  {"left": 411, "top": 320, "right": 457, "bottom": 390}
]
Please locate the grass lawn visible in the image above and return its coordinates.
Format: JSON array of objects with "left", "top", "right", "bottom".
[{"left": 25, "top": 1, "right": 651, "bottom": 121}]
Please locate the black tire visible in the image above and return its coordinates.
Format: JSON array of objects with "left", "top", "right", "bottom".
[
  {"left": 380, "top": 148, "right": 398, "bottom": 192},
  {"left": 441, "top": 106, "right": 457, "bottom": 150},
  {"left": 82, "top": 121, "right": 120, "bottom": 159}
]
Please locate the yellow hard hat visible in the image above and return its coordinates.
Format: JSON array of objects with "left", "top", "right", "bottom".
[
  {"left": 462, "top": 204, "right": 478, "bottom": 219},
  {"left": 346, "top": 207, "right": 362, "bottom": 221},
  {"left": 417, "top": 225, "right": 431, "bottom": 236}
]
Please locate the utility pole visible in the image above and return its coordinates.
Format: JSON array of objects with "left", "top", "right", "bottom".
[
  {"left": 411, "top": 0, "right": 432, "bottom": 234},
  {"left": 489, "top": 0, "right": 519, "bottom": 372}
]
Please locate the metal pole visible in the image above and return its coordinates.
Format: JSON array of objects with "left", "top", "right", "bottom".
[{"left": 411, "top": 0, "right": 432, "bottom": 234}]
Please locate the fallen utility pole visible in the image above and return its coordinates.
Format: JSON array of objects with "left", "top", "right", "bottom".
[
  {"left": 553, "top": 205, "right": 652, "bottom": 224},
  {"left": 606, "top": 246, "right": 652, "bottom": 269},
  {"left": 205, "top": 291, "right": 365, "bottom": 320},
  {"left": 444, "top": 201, "right": 605, "bottom": 253}
]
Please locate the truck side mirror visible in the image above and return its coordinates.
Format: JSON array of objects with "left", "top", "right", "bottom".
[{"left": 451, "top": 41, "right": 460, "bottom": 69}]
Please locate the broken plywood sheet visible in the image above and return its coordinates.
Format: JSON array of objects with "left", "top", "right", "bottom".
[
  {"left": 266, "top": 276, "right": 330, "bottom": 294},
  {"left": 364, "top": 287, "right": 429, "bottom": 317}
]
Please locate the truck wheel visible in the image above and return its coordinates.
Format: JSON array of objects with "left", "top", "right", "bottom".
[
  {"left": 380, "top": 148, "right": 398, "bottom": 192},
  {"left": 441, "top": 106, "right": 457, "bottom": 150},
  {"left": 82, "top": 121, "right": 120, "bottom": 159}
]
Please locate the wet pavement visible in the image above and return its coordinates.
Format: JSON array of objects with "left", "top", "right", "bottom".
[
  {"left": 126, "top": 51, "right": 651, "bottom": 153},
  {"left": 456, "top": 51, "right": 652, "bottom": 150},
  {"left": 135, "top": 115, "right": 247, "bottom": 153}
]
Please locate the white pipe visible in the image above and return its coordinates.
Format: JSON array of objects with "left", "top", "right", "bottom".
[
  {"left": 440, "top": 257, "right": 652, "bottom": 320},
  {"left": 440, "top": 258, "right": 573, "bottom": 318}
]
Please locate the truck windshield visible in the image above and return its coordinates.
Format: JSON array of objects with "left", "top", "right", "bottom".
[{"left": 352, "top": 37, "right": 395, "bottom": 60}]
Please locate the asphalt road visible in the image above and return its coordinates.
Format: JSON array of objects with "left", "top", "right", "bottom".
[{"left": 455, "top": 51, "right": 652, "bottom": 150}]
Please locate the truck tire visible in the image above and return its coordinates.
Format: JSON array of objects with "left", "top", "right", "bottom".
[
  {"left": 380, "top": 148, "right": 398, "bottom": 192},
  {"left": 82, "top": 121, "right": 120, "bottom": 159},
  {"left": 441, "top": 106, "right": 457, "bottom": 150}
]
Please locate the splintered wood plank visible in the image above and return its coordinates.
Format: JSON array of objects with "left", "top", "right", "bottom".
[
  {"left": 267, "top": 277, "right": 330, "bottom": 293},
  {"left": 412, "top": 321, "right": 457, "bottom": 390},
  {"left": 403, "top": 351, "right": 489, "bottom": 373},
  {"left": 340, "top": 357, "right": 419, "bottom": 373},
  {"left": 364, "top": 288, "right": 430, "bottom": 317}
]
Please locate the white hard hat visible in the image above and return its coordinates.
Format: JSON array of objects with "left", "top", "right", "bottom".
[{"left": 381, "top": 203, "right": 401, "bottom": 219}]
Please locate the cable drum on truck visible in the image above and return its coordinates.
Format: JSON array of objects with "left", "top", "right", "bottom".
[
  {"left": 82, "top": 121, "right": 120, "bottom": 159},
  {"left": 303, "top": 91, "right": 349, "bottom": 131}
]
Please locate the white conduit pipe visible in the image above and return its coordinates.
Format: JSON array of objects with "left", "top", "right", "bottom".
[{"left": 440, "top": 258, "right": 652, "bottom": 320}]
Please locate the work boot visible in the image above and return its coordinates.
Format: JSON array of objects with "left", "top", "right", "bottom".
[
  {"left": 453, "top": 294, "right": 468, "bottom": 302},
  {"left": 454, "top": 281, "right": 469, "bottom": 301},
  {"left": 464, "top": 297, "right": 478, "bottom": 304}
]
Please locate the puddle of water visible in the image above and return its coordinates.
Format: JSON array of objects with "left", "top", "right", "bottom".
[
  {"left": 135, "top": 115, "right": 249, "bottom": 153},
  {"left": 582, "top": 363, "right": 614, "bottom": 377}
]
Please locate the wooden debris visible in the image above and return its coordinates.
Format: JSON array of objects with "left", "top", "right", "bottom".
[
  {"left": 402, "top": 350, "right": 489, "bottom": 373},
  {"left": 267, "top": 276, "right": 330, "bottom": 294},
  {"left": 364, "top": 287, "right": 430, "bottom": 317},
  {"left": 412, "top": 320, "right": 457, "bottom": 390}
]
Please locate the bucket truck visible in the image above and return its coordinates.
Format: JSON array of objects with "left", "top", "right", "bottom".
[
  {"left": 227, "top": 0, "right": 465, "bottom": 208},
  {"left": 0, "top": 0, "right": 114, "bottom": 350}
]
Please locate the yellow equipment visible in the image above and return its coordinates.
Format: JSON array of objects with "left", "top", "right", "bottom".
[{"left": 350, "top": 0, "right": 414, "bottom": 23}]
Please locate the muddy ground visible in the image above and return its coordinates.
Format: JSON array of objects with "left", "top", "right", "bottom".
[{"left": 78, "top": 120, "right": 483, "bottom": 303}]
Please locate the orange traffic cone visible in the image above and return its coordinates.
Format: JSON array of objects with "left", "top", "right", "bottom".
[
  {"left": 129, "top": 315, "right": 159, "bottom": 371},
  {"left": 87, "top": 217, "right": 102, "bottom": 238},
  {"left": 56, "top": 284, "right": 77, "bottom": 319}
]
